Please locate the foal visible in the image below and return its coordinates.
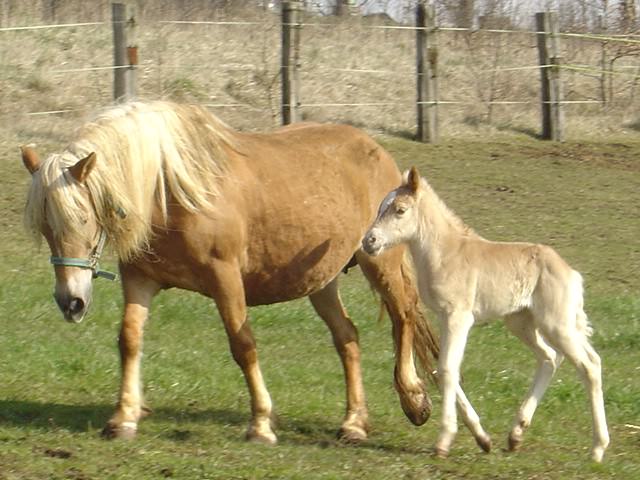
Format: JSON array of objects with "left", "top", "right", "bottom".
[{"left": 362, "top": 167, "right": 609, "bottom": 462}]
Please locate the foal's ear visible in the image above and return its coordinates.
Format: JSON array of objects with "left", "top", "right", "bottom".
[
  {"left": 407, "top": 166, "right": 420, "bottom": 193},
  {"left": 21, "top": 145, "right": 41, "bottom": 174},
  {"left": 68, "top": 152, "right": 97, "bottom": 184}
]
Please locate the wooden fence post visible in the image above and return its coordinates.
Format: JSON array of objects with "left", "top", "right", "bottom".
[
  {"left": 416, "top": 2, "right": 438, "bottom": 143},
  {"left": 281, "top": 1, "right": 301, "bottom": 125},
  {"left": 536, "top": 11, "right": 564, "bottom": 141},
  {"left": 112, "top": 2, "right": 137, "bottom": 102}
]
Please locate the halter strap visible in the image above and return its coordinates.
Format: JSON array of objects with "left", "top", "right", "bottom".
[{"left": 50, "top": 229, "right": 117, "bottom": 281}]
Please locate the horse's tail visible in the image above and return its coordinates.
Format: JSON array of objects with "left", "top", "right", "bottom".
[{"left": 398, "top": 255, "right": 440, "bottom": 384}]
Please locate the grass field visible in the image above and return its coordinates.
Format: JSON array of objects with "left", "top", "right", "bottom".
[{"left": 1, "top": 132, "right": 638, "bottom": 479}]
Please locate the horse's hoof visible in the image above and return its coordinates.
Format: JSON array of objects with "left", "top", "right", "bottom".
[
  {"left": 246, "top": 433, "right": 277, "bottom": 446},
  {"left": 246, "top": 428, "right": 277, "bottom": 446},
  {"left": 476, "top": 434, "right": 492, "bottom": 453},
  {"left": 337, "top": 425, "right": 368, "bottom": 444},
  {"left": 400, "top": 392, "right": 432, "bottom": 426},
  {"left": 101, "top": 421, "right": 137, "bottom": 440}
]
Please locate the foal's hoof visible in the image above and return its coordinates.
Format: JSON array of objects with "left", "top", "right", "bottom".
[
  {"left": 101, "top": 421, "right": 137, "bottom": 440},
  {"left": 591, "top": 446, "right": 606, "bottom": 463},
  {"left": 433, "top": 446, "right": 449, "bottom": 459},
  {"left": 476, "top": 434, "right": 492, "bottom": 453},
  {"left": 508, "top": 434, "right": 522, "bottom": 452},
  {"left": 337, "top": 425, "right": 368, "bottom": 444}
]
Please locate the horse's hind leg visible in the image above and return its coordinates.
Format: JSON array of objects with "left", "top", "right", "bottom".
[
  {"left": 505, "top": 311, "right": 563, "bottom": 452},
  {"left": 356, "top": 247, "right": 432, "bottom": 426},
  {"left": 309, "top": 278, "right": 369, "bottom": 442}
]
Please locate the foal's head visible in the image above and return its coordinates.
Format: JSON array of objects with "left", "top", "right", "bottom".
[
  {"left": 22, "top": 146, "right": 103, "bottom": 323},
  {"left": 362, "top": 166, "right": 422, "bottom": 256}
]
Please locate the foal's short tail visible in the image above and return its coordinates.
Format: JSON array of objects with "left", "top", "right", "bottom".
[{"left": 571, "top": 270, "right": 593, "bottom": 338}]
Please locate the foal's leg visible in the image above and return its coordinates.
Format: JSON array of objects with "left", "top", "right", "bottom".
[
  {"left": 538, "top": 322, "right": 609, "bottom": 462},
  {"left": 453, "top": 384, "right": 492, "bottom": 452},
  {"left": 505, "top": 311, "right": 563, "bottom": 452},
  {"left": 356, "top": 248, "right": 431, "bottom": 426},
  {"left": 209, "top": 258, "right": 276, "bottom": 444},
  {"left": 309, "top": 278, "right": 369, "bottom": 442},
  {"left": 435, "top": 310, "right": 474, "bottom": 458},
  {"left": 103, "top": 269, "right": 160, "bottom": 439}
]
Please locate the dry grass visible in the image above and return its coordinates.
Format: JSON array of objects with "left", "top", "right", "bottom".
[{"left": 1, "top": 2, "right": 639, "bottom": 147}]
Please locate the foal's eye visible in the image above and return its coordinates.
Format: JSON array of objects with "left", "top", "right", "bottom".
[{"left": 396, "top": 206, "right": 407, "bottom": 215}]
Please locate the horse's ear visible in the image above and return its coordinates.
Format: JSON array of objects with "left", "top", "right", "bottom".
[
  {"left": 407, "top": 166, "right": 420, "bottom": 193},
  {"left": 21, "top": 146, "right": 41, "bottom": 174},
  {"left": 68, "top": 152, "right": 97, "bottom": 183}
]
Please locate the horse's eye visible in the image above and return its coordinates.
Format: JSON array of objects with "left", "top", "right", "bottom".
[{"left": 396, "top": 207, "right": 406, "bottom": 215}]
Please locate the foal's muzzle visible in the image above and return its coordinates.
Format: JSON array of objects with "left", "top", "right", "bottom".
[{"left": 362, "top": 231, "right": 383, "bottom": 256}]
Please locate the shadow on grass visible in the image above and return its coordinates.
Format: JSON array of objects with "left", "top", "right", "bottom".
[
  {"left": 0, "top": 400, "right": 113, "bottom": 432},
  {"left": 0, "top": 400, "right": 248, "bottom": 433},
  {"left": 0, "top": 400, "right": 431, "bottom": 454}
]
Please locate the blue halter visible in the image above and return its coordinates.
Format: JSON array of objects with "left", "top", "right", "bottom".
[{"left": 50, "top": 229, "right": 117, "bottom": 281}]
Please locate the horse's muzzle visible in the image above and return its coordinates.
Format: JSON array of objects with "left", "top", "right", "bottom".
[{"left": 54, "top": 293, "right": 89, "bottom": 323}]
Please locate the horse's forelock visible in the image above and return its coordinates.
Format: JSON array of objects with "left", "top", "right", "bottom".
[{"left": 24, "top": 153, "right": 94, "bottom": 246}]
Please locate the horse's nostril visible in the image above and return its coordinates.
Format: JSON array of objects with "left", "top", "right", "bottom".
[
  {"left": 69, "top": 298, "right": 85, "bottom": 315},
  {"left": 368, "top": 235, "right": 376, "bottom": 245}
]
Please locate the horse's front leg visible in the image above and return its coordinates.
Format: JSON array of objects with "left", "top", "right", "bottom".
[
  {"left": 103, "top": 269, "right": 160, "bottom": 439},
  {"left": 356, "top": 249, "right": 432, "bottom": 426},
  {"left": 309, "top": 278, "right": 368, "bottom": 442},
  {"left": 435, "top": 310, "right": 474, "bottom": 458},
  {"left": 208, "top": 258, "right": 276, "bottom": 444}
]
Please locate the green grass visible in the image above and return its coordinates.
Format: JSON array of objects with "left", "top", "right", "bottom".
[{"left": 1, "top": 135, "right": 639, "bottom": 479}]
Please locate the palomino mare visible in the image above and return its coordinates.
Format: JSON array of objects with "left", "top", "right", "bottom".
[
  {"left": 21, "top": 101, "right": 440, "bottom": 444},
  {"left": 362, "top": 167, "right": 609, "bottom": 462}
]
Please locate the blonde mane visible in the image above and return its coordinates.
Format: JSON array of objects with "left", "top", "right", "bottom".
[
  {"left": 417, "top": 178, "right": 476, "bottom": 238},
  {"left": 25, "top": 101, "right": 235, "bottom": 261}
]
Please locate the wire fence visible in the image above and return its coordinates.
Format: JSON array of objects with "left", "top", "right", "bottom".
[{"left": 2, "top": 5, "right": 639, "bottom": 137}]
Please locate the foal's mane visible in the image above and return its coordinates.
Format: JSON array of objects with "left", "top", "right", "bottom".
[
  {"left": 417, "top": 177, "right": 475, "bottom": 237},
  {"left": 25, "top": 101, "right": 235, "bottom": 261}
]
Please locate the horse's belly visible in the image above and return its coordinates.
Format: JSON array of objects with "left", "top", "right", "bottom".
[{"left": 242, "top": 235, "right": 359, "bottom": 306}]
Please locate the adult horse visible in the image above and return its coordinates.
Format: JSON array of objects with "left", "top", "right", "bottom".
[{"left": 21, "top": 101, "right": 439, "bottom": 444}]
